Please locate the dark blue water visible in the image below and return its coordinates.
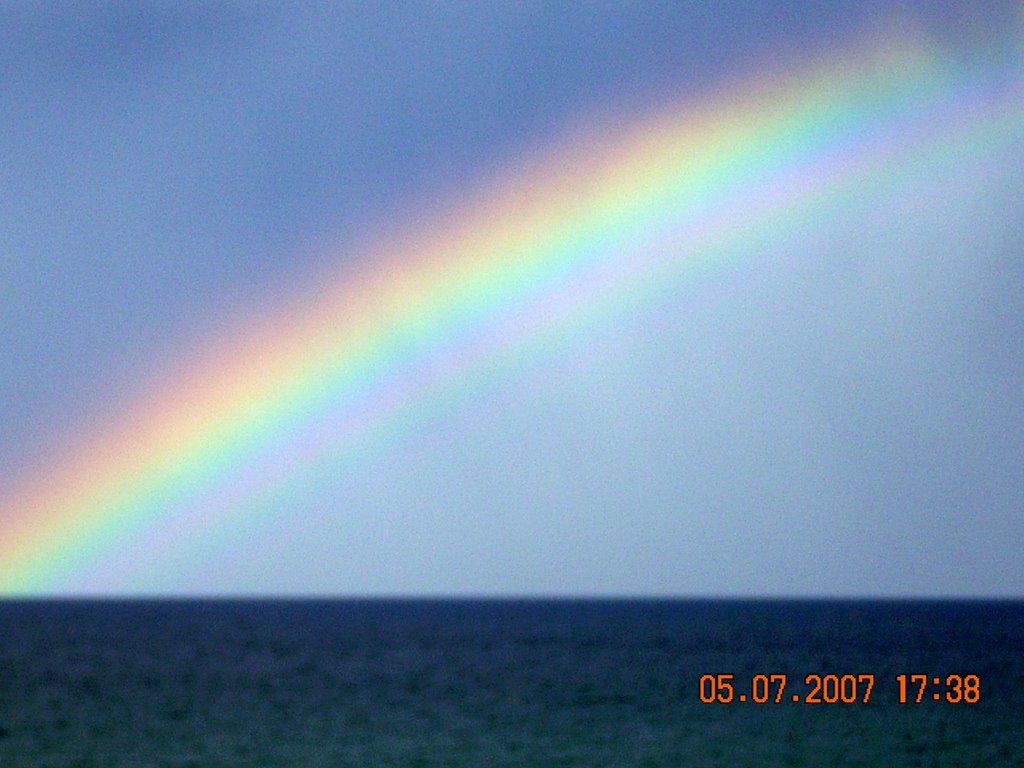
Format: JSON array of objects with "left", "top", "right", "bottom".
[{"left": 1, "top": 599, "right": 1021, "bottom": 766}]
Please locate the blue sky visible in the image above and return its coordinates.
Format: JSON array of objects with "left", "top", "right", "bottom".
[{"left": 1, "top": 2, "right": 1022, "bottom": 595}]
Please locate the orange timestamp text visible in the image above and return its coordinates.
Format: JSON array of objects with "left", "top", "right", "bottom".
[{"left": 698, "top": 673, "right": 980, "bottom": 704}]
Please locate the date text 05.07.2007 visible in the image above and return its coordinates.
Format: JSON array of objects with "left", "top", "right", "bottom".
[{"left": 698, "top": 673, "right": 980, "bottom": 704}]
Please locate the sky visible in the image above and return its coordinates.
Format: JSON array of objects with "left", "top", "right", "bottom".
[{"left": 1, "top": 1, "right": 1022, "bottom": 597}]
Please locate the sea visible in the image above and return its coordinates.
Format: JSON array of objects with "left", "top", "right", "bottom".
[{"left": 0, "top": 599, "right": 1021, "bottom": 767}]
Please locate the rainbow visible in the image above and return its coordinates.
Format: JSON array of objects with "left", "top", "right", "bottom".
[{"left": 1, "top": 29, "right": 1022, "bottom": 593}]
